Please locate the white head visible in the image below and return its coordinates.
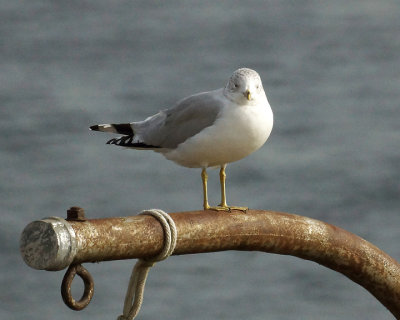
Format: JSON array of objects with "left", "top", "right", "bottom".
[{"left": 223, "top": 68, "right": 267, "bottom": 104}]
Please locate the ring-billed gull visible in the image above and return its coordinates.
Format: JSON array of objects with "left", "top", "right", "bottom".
[{"left": 90, "top": 68, "right": 273, "bottom": 211}]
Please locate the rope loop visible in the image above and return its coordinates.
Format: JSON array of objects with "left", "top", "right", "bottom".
[{"left": 117, "top": 209, "right": 177, "bottom": 320}]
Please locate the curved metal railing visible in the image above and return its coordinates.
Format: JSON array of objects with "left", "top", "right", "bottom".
[{"left": 20, "top": 208, "right": 400, "bottom": 318}]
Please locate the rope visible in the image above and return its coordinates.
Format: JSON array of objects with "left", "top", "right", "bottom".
[{"left": 117, "top": 209, "right": 177, "bottom": 320}]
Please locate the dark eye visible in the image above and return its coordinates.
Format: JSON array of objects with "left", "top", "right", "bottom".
[{"left": 234, "top": 83, "right": 239, "bottom": 88}]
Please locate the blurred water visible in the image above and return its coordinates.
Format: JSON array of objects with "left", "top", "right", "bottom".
[{"left": 2, "top": 1, "right": 400, "bottom": 319}]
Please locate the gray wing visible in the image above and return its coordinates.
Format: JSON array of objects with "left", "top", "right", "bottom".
[{"left": 133, "top": 89, "right": 224, "bottom": 149}]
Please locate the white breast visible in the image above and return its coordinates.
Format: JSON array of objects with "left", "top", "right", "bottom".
[{"left": 163, "top": 101, "right": 273, "bottom": 168}]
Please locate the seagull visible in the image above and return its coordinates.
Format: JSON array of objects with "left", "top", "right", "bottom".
[{"left": 90, "top": 68, "right": 273, "bottom": 211}]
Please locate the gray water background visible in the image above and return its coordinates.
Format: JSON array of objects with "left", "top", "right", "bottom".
[{"left": 1, "top": 1, "right": 400, "bottom": 319}]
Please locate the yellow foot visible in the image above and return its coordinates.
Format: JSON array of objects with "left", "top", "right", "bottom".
[
  {"left": 228, "top": 206, "right": 248, "bottom": 212},
  {"left": 208, "top": 206, "right": 230, "bottom": 212},
  {"left": 207, "top": 206, "right": 248, "bottom": 212}
]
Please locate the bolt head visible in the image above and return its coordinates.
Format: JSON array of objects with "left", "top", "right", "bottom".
[{"left": 67, "top": 207, "right": 86, "bottom": 221}]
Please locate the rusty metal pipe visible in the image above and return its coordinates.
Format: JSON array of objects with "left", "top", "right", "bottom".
[{"left": 20, "top": 209, "right": 400, "bottom": 318}]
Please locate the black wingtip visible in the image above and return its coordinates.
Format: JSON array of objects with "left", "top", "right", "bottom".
[
  {"left": 90, "top": 125, "right": 99, "bottom": 131},
  {"left": 106, "top": 138, "right": 116, "bottom": 144},
  {"left": 106, "top": 136, "right": 161, "bottom": 149}
]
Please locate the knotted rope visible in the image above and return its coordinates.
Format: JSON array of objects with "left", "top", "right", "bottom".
[{"left": 117, "top": 209, "right": 177, "bottom": 320}]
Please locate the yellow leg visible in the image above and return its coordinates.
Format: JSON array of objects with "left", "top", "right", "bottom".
[
  {"left": 201, "top": 166, "right": 247, "bottom": 212},
  {"left": 216, "top": 165, "right": 247, "bottom": 211},
  {"left": 219, "top": 165, "right": 228, "bottom": 208},
  {"left": 201, "top": 168, "right": 210, "bottom": 210}
]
